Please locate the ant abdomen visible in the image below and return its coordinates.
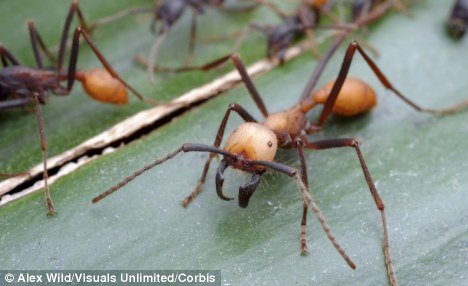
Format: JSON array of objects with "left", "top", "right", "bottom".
[
  {"left": 313, "top": 77, "right": 377, "bottom": 116},
  {"left": 76, "top": 68, "right": 128, "bottom": 105}
]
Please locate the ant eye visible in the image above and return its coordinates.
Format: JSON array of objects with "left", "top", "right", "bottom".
[{"left": 268, "top": 141, "right": 273, "bottom": 147}]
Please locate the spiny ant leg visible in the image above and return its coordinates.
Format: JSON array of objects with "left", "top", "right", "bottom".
[
  {"left": 317, "top": 41, "right": 468, "bottom": 127},
  {"left": 92, "top": 144, "right": 234, "bottom": 203},
  {"left": 181, "top": 103, "right": 258, "bottom": 207},
  {"left": 27, "top": 20, "right": 56, "bottom": 68},
  {"left": 304, "top": 137, "right": 397, "bottom": 286},
  {"left": 250, "top": 157, "right": 356, "bottom": 270},
  {"left": 295, "top": 138, "right": 310, "bottom": 255},
  {"left": 299, "top": 201, "right": 309, "bottom": 255},
  {"left": 232, "top": 54, "right": 270, "bottom": 117},
  {"left": 32, "top": 93, "right": 56, "bottom": 216}
]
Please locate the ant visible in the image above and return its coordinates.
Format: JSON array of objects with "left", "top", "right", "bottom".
[
  {"left": 447, "top": 0, "right": 468, "bottom": 39},
  {"left": 232, "top": 0, "right": 409, "bottom": 63},
  {"left": 0, "top": 1, "right": 150, "bottom": 215},
  {"left": 92, "top": 36, "right": 467, "bottom": 285},
  {"left": 87, "top": 0, "right": 258, "bottom": 84},
  {"left": 352, "top": 0, "right": 411, "bottom": 22}
]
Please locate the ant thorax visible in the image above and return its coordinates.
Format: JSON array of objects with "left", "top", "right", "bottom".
[
  {"left": 264, "top": 106, "right": 307, "bottom": 145},
  {"left": 223, "top": 122, "right": 278, "bottom": 168}
]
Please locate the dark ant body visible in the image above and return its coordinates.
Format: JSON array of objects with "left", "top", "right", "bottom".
[
  {"left": 89, "top": 0, "right": 255, "bottom": 83},
  {"left": 0, "top": 1, "right": 148, "bottom": 215},
  {"left": 447, "top": 0, "right": 468, "bottom": 39},
  {"left": 263, "top": 1, "right": 325, "bottom": 60}
]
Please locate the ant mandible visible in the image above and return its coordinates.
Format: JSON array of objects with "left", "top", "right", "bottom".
[{"left": 0, "top": 1, "right": 149, "bottom": 215}]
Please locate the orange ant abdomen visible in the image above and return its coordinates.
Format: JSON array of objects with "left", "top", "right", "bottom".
[
  {"left": 310, "top": 0, "right": 329, "bottom": 8},
  {"left": 223, "top": 123, "right": 277, "bottom": 167},
  {"left": 76, "top": 68, "right": 128, "bottom": 105},
  {"left": 312, "top": 77, "right": 376, "bottom": 116}
]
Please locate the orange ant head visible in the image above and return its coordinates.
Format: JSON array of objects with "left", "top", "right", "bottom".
[
  {"left": 312, "top": 77, "right": 377, "bottom": 116},
  {"left": 224, "top": 123, "right": 278, "bottom": 170},
  {"left": 76, "top": 68, "right": 128, "bottom": 105}
]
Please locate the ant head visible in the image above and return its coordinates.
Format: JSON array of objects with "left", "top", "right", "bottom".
[
  {"left": 223, "top": 123, "right": 277, "bottom": 171},
  {"left": 312, "top": 77, "right": 377, "bottom": 116},
  {"left": 447, "top": 18, "right": 466, "bottom": 39},
  {"left": 76, "top": 68, "right": 128, "bottom": 105}
]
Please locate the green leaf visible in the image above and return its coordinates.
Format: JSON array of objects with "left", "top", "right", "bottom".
[{"left": 1, "top": 1, "right": 468, "bottom": 285}]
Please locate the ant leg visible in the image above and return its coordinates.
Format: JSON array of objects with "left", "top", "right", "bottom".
[
  {"left": 299, "top": 1, "right": 397, "bottom": 104},
  {"left": 64, "top": 27, "right": 151, "bottom": 103},
  {"left": 134, "top": 54, "right": 231, "bottom": 73},
  {"left": 303, "top": 137, "right": 397, "bottom": 286},
  {"left": 0, "top": 44, "right": 21, "bottom": 66},
  {"left": 181, "top": 103, "right": 258, "bottom": 207},
  {"left": 250, "top": 157, "right": 356, "bottom": 270},
  {"left": 295, "top": 138, "right": 310, "bottom": 255},
  {"left": 147, "top": 27, "right": 169, "bottom": 85},
  {"left": 254, "top": 0, "right": 289, "bottom": 19},
  {"left": 316, "top": 41, "right": 468, "bottom": 127},
  {"left": 184, "top": 9, "right": 199, "bottom": 66},
  {"left": 89, "top": 6, "right": 152, "bottom": 33},
  {"left": 27, "top": 20, "right": 56, "bottom": 68},
  {"left": 32, "top": 92, "right": 56, "bottom": 216},
  {"left": 0, "top": 98, "right": 31, "bottom": 110},
  {"left": 298, "top": 7, "right": 321, "bottom": 59},
  {"left": 299, "top": 32, "right": 348, "bottom": 103},
  {"left": 231, "top": 54, "right": 270, "bottom": 117},
  {"left": 92, "top": 143, "right": 234, "bottom": 203},
  {"left": 57, "top": 0, "right": 83, "bottom": 74}
]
